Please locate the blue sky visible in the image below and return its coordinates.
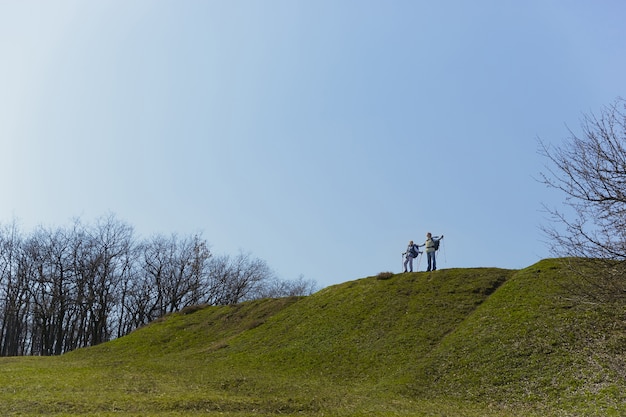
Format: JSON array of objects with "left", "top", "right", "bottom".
[{"left": 1, "top": 1, "right": 625, "bottom": 289}]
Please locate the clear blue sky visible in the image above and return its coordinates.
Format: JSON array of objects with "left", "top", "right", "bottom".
[{"left": 1, "top": 1, "right": 625, "bottom": 289}]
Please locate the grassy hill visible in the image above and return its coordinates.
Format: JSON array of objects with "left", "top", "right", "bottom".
[{"left": 0, "top": 258, "right": 625, "bottom": 416}]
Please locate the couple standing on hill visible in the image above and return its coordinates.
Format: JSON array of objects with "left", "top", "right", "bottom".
[{"left": 403, "top": 232, "right": 444, "bottom": 273}]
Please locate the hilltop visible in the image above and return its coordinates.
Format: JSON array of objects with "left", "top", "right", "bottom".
[{"left": 0, "top": 258, "right": 624, "bottom": 416}]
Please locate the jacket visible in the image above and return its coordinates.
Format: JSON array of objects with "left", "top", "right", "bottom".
[{"left": 425, "top": 236, "right": 441, "bottom": 253}]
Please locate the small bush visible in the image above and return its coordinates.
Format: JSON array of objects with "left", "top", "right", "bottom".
[
  {"left": 376, "top": 271, "right": 394, "bottom": 280},
  {"left": 180, "top": 304, "right": 207, "bottom": 315}
]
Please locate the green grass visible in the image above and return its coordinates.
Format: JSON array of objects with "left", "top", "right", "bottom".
[{"left": 0, "top": 259, "right": 625, "bottom": 416}]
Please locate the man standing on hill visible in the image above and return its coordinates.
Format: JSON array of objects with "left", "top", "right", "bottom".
[
  {"left": 403, "top": 240, "right": 420, "bottom": 273},
  {"left": 419, "top": 233, "right": 443, "bottom": 272}
]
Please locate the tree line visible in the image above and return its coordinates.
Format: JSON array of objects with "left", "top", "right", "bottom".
[{"left": 0, "top": 215, "right": 316, "bottom": 356}]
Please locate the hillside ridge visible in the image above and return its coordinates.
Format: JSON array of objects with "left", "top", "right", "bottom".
[{"left": 58, "top": 259, "right": 626, "bottom": 415}]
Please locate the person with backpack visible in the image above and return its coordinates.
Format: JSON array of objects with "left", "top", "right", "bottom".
[
  {"left": 403, "top": 240, "right": 421, "bottom": 273},
  {"left": 419, "top": 232, "right": 443, "bottom": 272}
]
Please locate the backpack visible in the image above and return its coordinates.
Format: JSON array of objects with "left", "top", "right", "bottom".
[
  {"left": 409, "top": 246, "right": 419, "bottom": 258},
  {"left": 433, "top": 239, "right": 440, "bottom": 251}
]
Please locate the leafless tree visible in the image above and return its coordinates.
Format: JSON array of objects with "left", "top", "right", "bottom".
[
  {"left": 0, "top": 221, "right": 30, "bottom": 356},
  {"left": 25, "top": 225, "right": 75, "bottom": 355},
  {"left": 81, "top": 215, "right": 135, "bottom": 346},
  {"left": 132, "top": 233, "right": 212, "bottom": 324},
  {"left": 253, "top": 274, "right": 318, "bottom": 299},
  {"left": 206, "top": 251, "right": 274, "bottom": 305},
  {"left": 538, "top": 97, "right": 626, "bottom": 299}
]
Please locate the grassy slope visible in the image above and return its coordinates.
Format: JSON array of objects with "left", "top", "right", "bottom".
[{"left": 0, "top": 259, "right": 625, "bottom": 416}]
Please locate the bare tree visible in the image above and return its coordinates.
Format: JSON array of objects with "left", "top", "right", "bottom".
[
  {"left": 80, "top": 215, "right": 135, "bottom": 346},
  {"left": 253, "top": 274, "right": 318, "bottom": 299},
  {"left": 0, "top": 221, "right": 31, "bottom": 356},
  {"left": 133, "top": 233, "right": 212, "bottom": 323},
  {"left": 162, "top": 234, "right": 211, "bottom": 312},
  {"left": 538, "top": 97, "right": 626, "bottom": 298},
  {"left": 25, "top": 226, "right": 76, "bottom": 355},
  {"left": 206, "top": 251, "right": 274, "bottom": 305}
]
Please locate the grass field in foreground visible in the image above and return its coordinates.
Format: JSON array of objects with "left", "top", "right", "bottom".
[{"left": 0, "top": 259, "right": 625, "bottom": 416}]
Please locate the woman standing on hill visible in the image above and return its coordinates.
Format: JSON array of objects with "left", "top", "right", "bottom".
[
  {"left": 420, "top": 232, "right": 443, "bottom": 272},
  {"left": 403, "top": 240, "right": 420, "bottom": 273}
]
